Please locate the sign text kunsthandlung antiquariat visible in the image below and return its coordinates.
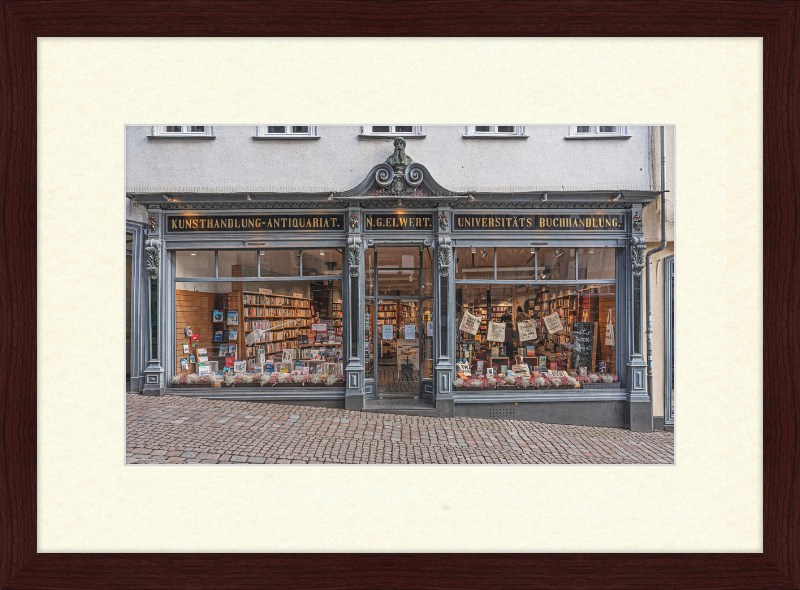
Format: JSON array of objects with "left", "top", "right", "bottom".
[
  {"left": 452, "top": 214, "right": 625, "bottom": 231},
  {"left": 167, "top": 214, "right": 345, "bottom": 232}
]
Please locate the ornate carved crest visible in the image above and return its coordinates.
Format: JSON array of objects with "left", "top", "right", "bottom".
[
  {"left": 438, "top": 213, "right": 448, "bottom": 230},
  {"left": 148, "top": 214, "right": 158, "bottom": 232},
  {"left": 374, "top": 137, "right": 425, "bottom": 196},
  {"left": 632, "top": 211, "right": 642, "bottom": 232}
]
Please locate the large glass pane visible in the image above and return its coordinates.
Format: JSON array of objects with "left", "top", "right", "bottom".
[
  {"left": 218, "top": 250, "right": 258, "bottom": 278},
  {"left": 376, "top": 246, "right": 420, "bottom": 268},
  {"left": 365, "top": 246, "right": 375, "bottom": 295},
  {"left": 455, "top": 283, "right": 617, "bottom": 386},
  {"left": 377, "top": 269, "right": 419, "bottom": 296},
  {"left": 173, "top": 279, "right": 343, "bottom": 385},
  {"left": 538, "top": 248, "right": 575, "bottom": 281},
  {"left": 259, "top": 248, "right": 300, "bottom": 277},
  {"left": 302, "top": 248, "right": 343, "bottom": 276},
  {"left": 292, "top": 126, "right": 309, "bottom": 134},
  {"left": 577, "top": 247, "right": 615, "bottom": 280},
  {"left": 455, "top": 246, "right": 494, "bottom": 280},
  {"left": 496, "top": 247, "right": 536, "bottom": 280},
  {"left": 176, "top": 250, "right": 215, "bottom": 278},
  {"left": 267, "top": 126, "right": 286, "bottom": 134},
  {"left": 422, "top": 298, "right": 434, "bottom": 380}
]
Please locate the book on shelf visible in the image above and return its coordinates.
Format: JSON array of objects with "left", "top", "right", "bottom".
[
  {"left": 189, "top": 354, "right": 196, "bottom": 363},
  {"left": 198, "top": 363, "right": 210, "bottom": 376},
  {"left": 219, "top": 344, "right": 228, "bottom": 355},
  {"left": 227, "top": 310, "right": 239, "bottom": 325},
  {"left": 180, "top": 358, "right": 188, "bottom": 370},
  {"left": 190, "top": 333, "right": 199, "bottom": 344},
  {"left": 228, "top": 329, "right": 237, "bottom": 341},
  {"left": 213, "top": 331, "right": 223, "bottom": 342},
  {"left": 212, "top": 310, "right": 223, "bottom": 322}
]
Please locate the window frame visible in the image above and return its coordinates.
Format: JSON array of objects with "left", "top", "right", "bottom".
[
  {"left": 253, "top": 125, "right": 319, "bottom": 140},
  {"left": 149, "top": 125, "right": 215, "bottom": 139},
  {"left": 358, "top": 125, "right": 425, "bottom": 139},
  {"left": 174, "top": 248, "right": 344, "bottom": 281},
  {"left": 463, "top": 125, "right": 527, "bottom": 139},
  {"left": 565, "top": 125, "right": 631, "bottom": 139}
]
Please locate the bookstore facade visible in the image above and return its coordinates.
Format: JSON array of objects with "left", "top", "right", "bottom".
[{"left": 131, "top": 139, "right": 659, "bottom": 430}]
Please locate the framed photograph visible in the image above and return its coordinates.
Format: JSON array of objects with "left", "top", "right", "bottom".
[{"left": 6, "top": 4, "right": 795, "bottom": 590}]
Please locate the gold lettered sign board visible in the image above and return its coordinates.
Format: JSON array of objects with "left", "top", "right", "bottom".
[
  {"left": 452, "top": 214, "right": 625, "bottom": 231},
  {"left": 364, "top": 213, "right": 435, "bottom": 231},
  {"left": 166, "top": 214, "right": 345, "bottom": 232}
]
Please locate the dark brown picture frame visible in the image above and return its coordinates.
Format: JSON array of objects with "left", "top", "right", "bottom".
[{"left": 1, "top": 2, "right": 797, "bottom": 588}]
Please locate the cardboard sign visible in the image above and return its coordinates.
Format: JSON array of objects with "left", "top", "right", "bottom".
[
  {"left": 512, "top": 364, "right": 531, "bottom": 377},
  {"left": 456, "top": 362, "right": 472, "bottom": 377},
  {"left": 292, "top": 293, "right": 303, "bottom": 299},
  {"left": 258, "top": 288, "right": 272, "bottom": 295},
  {"left": 311, "top": 323, "right": 328, "bottom": 332},
  {"left": 543, "top": 312, "right": 564, "bottom": 334},
  {"left": 459, "top": 311, "right": 481, "bottom": 335},
  {"left": 487, "top": 321, "right": 506, "bottom": 342},
  {"left": 427, "top": 321, "right": 433, "bottom": 335},
  {"left": 517, "top": 319, "right": 538, "bottom": 342}
]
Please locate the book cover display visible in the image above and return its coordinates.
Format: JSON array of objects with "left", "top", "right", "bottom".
[
  {"left": 212, "top": 309, "right": 223, "bottom": 322},
  {"left": 227, "top": 311, "right": 238, "bottom": 325},
  {"left": 213, "top": 331, "right": 223, "bottom": 342}
]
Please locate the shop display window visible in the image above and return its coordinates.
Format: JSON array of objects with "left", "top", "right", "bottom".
[
  {"left": 577, "top": 248, "right": 615, "bottom": 279},
  {"left": 454, "top": 283, "right": 617, "bottom": 390},
  {"left": 172, "top": 248, "right": 344, "bottom": 388},
  {"left": 176, "top": 250, "right": 215, "bottom": 278},
  {"left": 537, "top": 248, "right": 575, "bottom": 281}
]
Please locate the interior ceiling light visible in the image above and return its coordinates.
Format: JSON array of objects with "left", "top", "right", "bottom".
[
  {"left": 471, "top": 246, "right": 476, "bottom": 254},
  {"left": 245, "top": 193, "right": 252, "bottom": 201},
  {"left": 611, "top": 193, "right": 622, "bottom": 202},
  {"left": 481, "top": 249, "right": 489, "bottom": 258}
]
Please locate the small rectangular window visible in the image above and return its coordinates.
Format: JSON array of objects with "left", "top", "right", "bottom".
[
  {"left": 188, "top": 126, "right": 205, "bottom": 133},
  {"left": 165, "top": 126, "right": 182, "bottom": 133},
  {"left": 371, "top": 126, "right": 391, "bottom": 133},
  {"left": 394, "top": 126, "right": 413, "bottom": 133},
  {"left": 267, "top": 126, "right": 286, "bottom": 134},
  {"left": 576, "top": 126, "right": 592, "bottom": 133},
  {"left": 474, "top": 126, "right": 492, "bottom": 132},
  {"left": 598, "top": 126, "right": 617, "bottom": 133},
  {"left": 497, "top": 126, "right": 515, "bottom": 133},
  {"left": 292, "top": 126, "right": 309, "bottom": 134}
]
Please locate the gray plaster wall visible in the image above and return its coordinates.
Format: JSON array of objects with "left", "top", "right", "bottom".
[{"left": 125, "top": 125, "right": 653, "bottom": 196}]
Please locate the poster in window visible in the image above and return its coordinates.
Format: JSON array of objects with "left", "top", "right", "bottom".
[
  {"left": 281, "top": 349, "right": 295, "bottom": 364},
  {"left": 404, "top": 324, "right": 416, "bottom": 339},
  {"left": 458, "top": 311, "right": 481, "bottom": 335},
  {"left": 382, "top": 324, "right": 394, "bottom": 340},
  {"left": 543, "top": 312, "right": 564, "bottom": 334},
  {"left": 487, "top": 321, "right": 506, "bottom": 342},
  {"left": 517, "top": 319, "right": 538, "bottom": 341}
]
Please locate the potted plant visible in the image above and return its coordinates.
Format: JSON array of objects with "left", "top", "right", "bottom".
[
  {"left": 496, "top": 374, "right": 518, "bottom": 391},
  {"left": 195, "top": 375, "right": 213, "bottom": 388},
  {"left": 583, "top": 373, "right": 622, "bottom": 389},
  {"left": 292, "top": 373, "right": 305, "bottom": 386},
  {"left": 452, "top": 377, "right": 465, "bottom": 391},
  {"left": 308, "top": 373, "right": 326, "bottom": 387},
  {"left": 534, "top": 375, "right": 550, "bottom": 390},
  {"left": 258, "top": 373, "right": 271, "bottom": 387},
  {"left": 325, "top": 374, "right": 339, "bottom": 387},
  {"left": 241, "top": 374, "right": 255, "bottom": 387},
  {"left": 485, "top": 377, "right": 497, "bottom": 390},
  {"left": 221, "top": 374, "right": 235, "bottom": 388},
  {"left": 169, "top": 375, "right": 186, "bottom": 388},
  {"left": 274, "top": 373, "right": 292, "bottom": 387},
  {"left": 209, "top": 373, "right": 222, "bottom": 388}
]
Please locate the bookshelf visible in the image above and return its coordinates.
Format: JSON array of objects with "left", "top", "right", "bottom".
[{"left": 241, "top": 291, "right": 312, "bottom": 360}]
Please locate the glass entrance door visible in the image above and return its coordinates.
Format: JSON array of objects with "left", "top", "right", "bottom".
[{"left": 365, "top": 244, "right": 433, "bottom": 400}]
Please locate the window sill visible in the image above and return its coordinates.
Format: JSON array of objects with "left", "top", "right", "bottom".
[
  {"left": 252, "top": 135, "right": 321, "bottom": 140},
  {"left": 357, "top": 134, "right": 426, "bottom": 140},
  {"left": 564, "top": 135, "right": 632, "bottom": 140},
  {"left": 147, "top": 135, "right": 216, "bottom": 140},
  {"left": 462, "top": 134, "right": 528, "bottom": 140}
]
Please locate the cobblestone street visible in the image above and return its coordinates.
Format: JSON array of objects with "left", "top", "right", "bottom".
[{"left": 126, "top": 394, "right": 674, "bottom": 465}]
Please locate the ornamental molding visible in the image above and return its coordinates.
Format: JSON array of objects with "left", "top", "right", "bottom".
[
  {"left": 348, "top": 240, "right": 361, "bottom": 277},
  {"left": 148, "top": 214, "right": 158, "bottom": 232},
  {"left": 437, "top": 237, "right": 452, "bottom": 277},
  {"left": 144, "top": 239, "right": 161, "bottom": 280},
  {"left": 632, "top": 211, "right": 642, "bottom": 232},
  {"left": 631, "top": 241, "right": 646, "bottom": 277}
]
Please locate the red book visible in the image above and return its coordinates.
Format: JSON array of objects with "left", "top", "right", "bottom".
[{"left": 225, "top": 356, "right": 234, "bottom": 368}]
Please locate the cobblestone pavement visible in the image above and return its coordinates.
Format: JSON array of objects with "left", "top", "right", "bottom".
[{"left": 126, "top": 394, "right": 674, "bottom": 465}]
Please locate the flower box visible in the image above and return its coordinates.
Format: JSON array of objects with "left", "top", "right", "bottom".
[{"left": 495, "top": 385, "right": 518, "bottom": 391}]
